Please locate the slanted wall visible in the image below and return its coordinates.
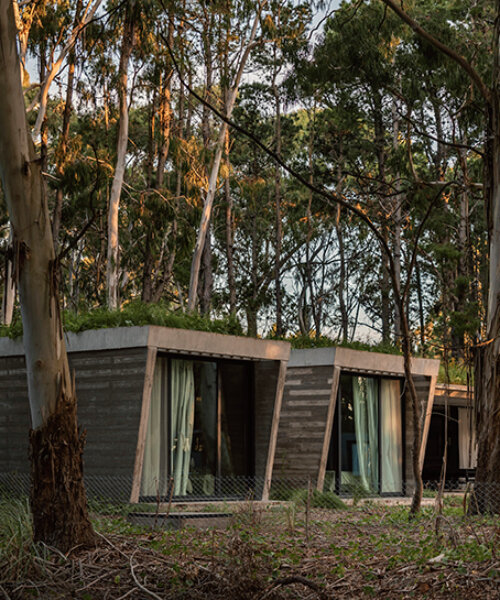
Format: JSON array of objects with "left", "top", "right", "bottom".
[{"left": 273, "top": 364, "right": 334, "bottom": 481}]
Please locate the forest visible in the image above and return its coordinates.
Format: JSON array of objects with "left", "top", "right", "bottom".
[
  {"left": 0, "top": 0, "right": 491, "bottom": 351},
  {"left": 1, "top": 0, "right": 500, "bottom": 597}
]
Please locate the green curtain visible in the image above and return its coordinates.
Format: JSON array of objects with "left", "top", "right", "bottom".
[
  {"left": 141, "top": 359, "right": 167, "bottom": 496},
  {"left": 171, "top": 360, "right": 195, "bottom": 496},
  {"left": 352, "top": 377, "right": 379, "bottom": 492},
  {"left": 380, "top": 379, "right": 402, "bottom": 493},
  {"left": 366, "top": 378, "right": 379, "bottom": 492}
]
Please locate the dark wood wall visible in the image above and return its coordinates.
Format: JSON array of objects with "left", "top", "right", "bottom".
[
  {"left": 273, "top": 365, "right": 333, "bottom": 481},
  {"left": 0, "top": 356, "right": 30, "bottom": 474},
  {"left": 71, "top": 348, "right": 148, "bottom": 479},
  {"left": 0, "top": 348, "right": 148, "bottom": 488}
]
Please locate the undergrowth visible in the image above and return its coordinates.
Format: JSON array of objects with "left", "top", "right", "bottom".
[{"left": 1, "top": 496, "right": 499, "bottom": 598}]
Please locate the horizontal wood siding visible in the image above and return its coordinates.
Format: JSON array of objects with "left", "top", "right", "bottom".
[
  {"left": 273, "top": 366, "right": 332, "bottom": 481},
  {"left": 254, "top": 361, "right": 279, "bottom": 479},
  {"left": 0, "top": 356, "right": 30, "bottom": 473},
  {"left": 70, "top": 348, "right": 148, "bottom": 481},
  {"left": 0, "top": 348, "right": 148, "bottom": 492},
  {"left": 405, "top": 375, "right": 432, "bottom": 491}
]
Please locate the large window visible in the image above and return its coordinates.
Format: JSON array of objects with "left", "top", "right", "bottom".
[
  {"left": 327, "top": 374, "right": 403, "bottom": 495},
  {"left": 140, "top": 356, "right": 254, "bottom": 499}
]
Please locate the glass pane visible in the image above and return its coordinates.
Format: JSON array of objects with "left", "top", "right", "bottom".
[
  {"left": 380, "top": 379, "right": 402, "bottom": 493},
  {"left": 141, "top": 358, "right": 168, "bottom": 497},
  {"left": 219, "top": 362, "right": 253, "bottom": 476},
  {"left": 182, "top": 361, "right": 217, "bottom": 496},
  {"left": 340, "top": 375, "right": 379, "bottom": 494}
]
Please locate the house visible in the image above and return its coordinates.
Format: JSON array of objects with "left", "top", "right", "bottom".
[
  {"left": 0, "top": 326, "right": 290, "bottom": 502},
  {"left": 422, "top": 382, "right": 477, "bottom": 484},
  {"left": 273, "top": 347, "right": 440, "bottom": 496}
]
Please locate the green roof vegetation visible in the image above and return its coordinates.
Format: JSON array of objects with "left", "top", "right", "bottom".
[
  {"left": 0, "top": 301, "right": 244, "bottom": 340},
  {"left": 287, "top": 334, "right": 402, "bottom": 355},
  {"left": 0, "top": 304, "right": 470, "bottom": 385},
  {"left": 438, "top": 361, "right": 472, "bottom": 386}
]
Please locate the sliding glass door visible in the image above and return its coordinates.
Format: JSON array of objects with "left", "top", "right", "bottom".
[
  {"left": 140, "top": 356, "right": 253, "bottom": 499},
  {"left": 327, "top": 374, "right": 403, "bottom": 495}
]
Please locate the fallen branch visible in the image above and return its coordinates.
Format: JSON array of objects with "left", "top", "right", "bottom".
[
  {"left": 129, "top": 552, "right": 163, "bottom": 600},
  {"left": 0, "top": 584, "right": 11, "bottom": 600},
  {"left": 258, "top": 575, "right": 330, "bottom": 600}
]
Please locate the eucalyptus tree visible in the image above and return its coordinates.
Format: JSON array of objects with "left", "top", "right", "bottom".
[
  {"left": 380, "top": 0, "right": 500, "bottom": 512},
  {"left": 186, "top": 0, "right": 266, "bottom": 312},
  {"left": 106, "top": 0, "right": 138, "bottom": 309},
  {"left": 0, "top": 0, "right": 94, "bottom": 550}
]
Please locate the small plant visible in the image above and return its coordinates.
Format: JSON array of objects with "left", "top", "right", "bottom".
[
  {"left": 290, "top": 488, "right": 347, "bottom": 510},
  {"left": 0, "top": 496, "right": 37, "bottom": 581}
]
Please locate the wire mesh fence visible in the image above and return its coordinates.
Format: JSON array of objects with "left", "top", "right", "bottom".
[{"left": 2, "top": 471, "right": 500, "bottom": 514}]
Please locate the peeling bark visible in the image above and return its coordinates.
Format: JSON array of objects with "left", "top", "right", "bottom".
[{"left": 30, "top": 382, "right": 94, "bottom": 550}]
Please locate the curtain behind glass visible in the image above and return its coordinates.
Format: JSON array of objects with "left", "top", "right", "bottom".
[
  {"left": 171, "top": 360, "right": 195, "bottom": 496},
  {"left": 366, "top": 378, "right": 379, "bottom": 491},
  {"left": 380, "top": 379, "right": 403, "bottom": 493},
  {"left": 458, "top": 407, "right": 477, "bottom": 469},
  {"left": 352, "top": 377, "right": 379, "bottom": 492},
  {"left": 141, "top": 359, "right": 167, "bottom": 496}
]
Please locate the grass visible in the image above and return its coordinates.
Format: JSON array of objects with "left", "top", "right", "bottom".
[{"left": 438, "top": 360, "right": 472, "bottom": 385}]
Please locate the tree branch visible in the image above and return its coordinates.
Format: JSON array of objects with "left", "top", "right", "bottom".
[{"left": 380, "top": 0, "right": 490, "bottom": 104}]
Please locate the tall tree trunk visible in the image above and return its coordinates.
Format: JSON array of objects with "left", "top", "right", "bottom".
[
  {"left": 187, "top": 9, "right": 261, "bottom": 311},
  {"left": 245, "top": 212, "right": 259, "bottom": 337},
  {"left": 474, "top": 8, "right": 500, "bottom": 510},
  {"left": 373, "top": 91, "right": 391, "bottom": 343},
  {"left": 156, "top": 20, "right": 174, "bottom": 189},
  {"left": 224, "top": 140, "right": 237, "bottom": 313},
  {"left": 106, "top": 2, "right": 135, "bottom": 310},
  {"left": 392, "top": 94, "right": 402, "bottom": 343},
  {"left": 0, "top": 0, "right": 94, "bottom": 551},
  {"left": 272, "top": 48, "right": 283, "bottom": 337},
  {"left": 199, "top": 227, "right": 213, "bottom": 315},
  {"left": 415, "top": 259, "right": 426, "bottom": 352},
  {"left": 401, "top": 310, "right": 424, "bottom": 517},
  {"left": 335, "top": 209, "right": 349, "bottom": 343},
  {"left": 141, "top": 229, "right": 154, "bottom": 303},
  {"left": 335, "top": 155, "right": 349, "bottom": 343}
]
